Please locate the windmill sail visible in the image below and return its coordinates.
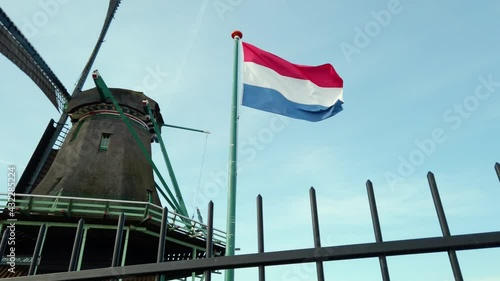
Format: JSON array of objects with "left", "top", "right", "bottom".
[
  {"left": 2, "top": 0, "right": 122, "bottom": 194},
  {"left": 73, "top": 0, "right": 121, "bottom": 92},
  {"left": 0, "top": 8, "right": 70, "bottom": 111}
]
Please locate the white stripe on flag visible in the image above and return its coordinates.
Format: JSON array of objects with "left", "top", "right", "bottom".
[{"left": 242, "top": 62, "right": 343, "bottom": 107}]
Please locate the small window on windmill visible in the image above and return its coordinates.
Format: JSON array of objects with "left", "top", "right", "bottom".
[
  {"left": 99, "top": 133, "right": 111, "bottom": 151},
  {"left": 146, "top": 190, "right": 152, "bottom": 203}
]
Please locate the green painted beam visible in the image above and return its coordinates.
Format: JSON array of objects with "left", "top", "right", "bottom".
[
  {"left": 162, "top": 123, "right": 210, "bottom": 134},
  {"left": 155, "top": 182, "right": 178, "bottom": 215},
  {"left": 144, "top": 102, "right": 189, "bottom": 221}
]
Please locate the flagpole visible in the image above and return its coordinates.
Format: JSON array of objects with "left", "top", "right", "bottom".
[{"left": 225, "top": 30, "right": 242, "bottom": 281}]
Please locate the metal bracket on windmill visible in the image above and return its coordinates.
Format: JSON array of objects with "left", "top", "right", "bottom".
[{"left": 91, "top": 70, "right": 188, "bottom": 218}]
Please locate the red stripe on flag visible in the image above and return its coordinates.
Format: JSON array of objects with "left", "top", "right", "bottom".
[{"left": 242, "top": 42, "right": 343, "bottom": 88}]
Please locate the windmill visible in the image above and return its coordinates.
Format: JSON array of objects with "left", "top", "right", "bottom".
[{"left": 0, "top": 1, "right": 225, "bottom": 279}]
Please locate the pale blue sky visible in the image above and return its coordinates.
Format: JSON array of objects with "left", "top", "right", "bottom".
[{"left": 1, "top": 1, "right": 500, "bottom": 280}]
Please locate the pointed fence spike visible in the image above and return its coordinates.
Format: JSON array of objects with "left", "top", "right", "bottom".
[
  {"left": 427, "top": 172, "right": 463, "bottom": 280},
  {"left": 309, "top": 187, "right": 325, "bottom": 281},
  {"left": 256, "top": 195, "right": 265, "bottom": 281},
  {"left": 111, "top": 213, "right": 126, "bottom": 267},
  {"left": 495, "top": 163, "right": 500, "bottom": 181},
  {"left": 365, "top": 180, "right": 391, "bottom": 281},
  {"left": 156, "top": 207, "right": 168, "bottom": 281},
  {"left": 29, "top": 224, "right": 47, "bottom": 275},
  {"left": 205, "top": 201, "right": 214, "bottom": 281},
  {"left": 68, "top": 219, "right": 85, "bottom": 272}
]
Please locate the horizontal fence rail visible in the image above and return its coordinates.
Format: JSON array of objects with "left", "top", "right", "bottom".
[{"left": 3, "top": 231, "right": 500, "bottom": 281}]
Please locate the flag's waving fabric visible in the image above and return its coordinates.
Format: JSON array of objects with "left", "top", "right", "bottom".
[{"left": 242, "top": 42, "right": 344, "bottom": 122}]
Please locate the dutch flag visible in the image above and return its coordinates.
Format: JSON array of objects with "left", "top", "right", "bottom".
[{"left": 242, "top": 42, "right": 344, "bottom": 122}]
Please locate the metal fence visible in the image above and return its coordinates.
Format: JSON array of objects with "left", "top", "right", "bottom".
[{"left": 2, "top": 163, "right": 500, "bottom": 281}]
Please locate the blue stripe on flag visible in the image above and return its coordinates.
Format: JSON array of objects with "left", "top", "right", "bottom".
[{"left": 242, "top": 84, "right": 343, "bottom": 122}]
